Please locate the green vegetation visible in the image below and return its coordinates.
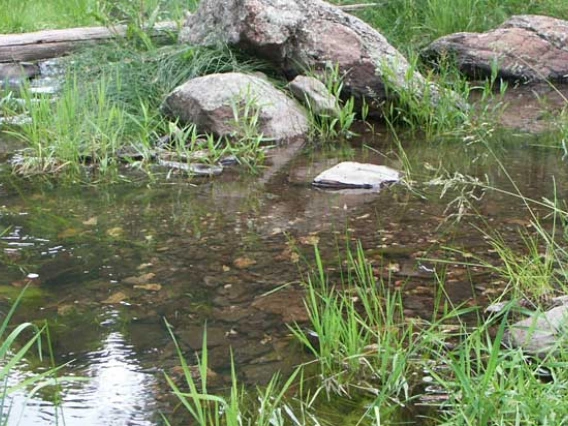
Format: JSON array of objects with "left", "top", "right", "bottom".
[
  {"left": 2, "top": 0, "right": 568, "bottom": 424},
  {"left": 1, "top": 288, "right": 76, "bottom": 424},
  {"left": 2, "top": 44, "right": 271, "bottom": 181},
  {"left": 344, "top": 0, "right": 568, "bottom": 52},
  {"left": 166, "top": 187, "right": 568, "bottom": 424},
  {"left": 164, "top": 323, "right": 306, "bottom": 426},
  {"left": 1, "top": 0, "right": 567, "bottom": 181},
  {"left": 304, "top": 64, "right": 359, "bottom": 141},
  {"left": 0, "top": 0, "right": 190, "bottom": 33}
]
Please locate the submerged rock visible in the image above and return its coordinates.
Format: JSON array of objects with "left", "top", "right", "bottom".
[
  {"left": 162, "top": 72, "right": 309, "bottom": 143},
  {"left": 157, "top": 159, "right": 224, "bottom": 176},
  {"left": 312, "top": 161, "right": 400, "bottom": 190},
  {"left": 504, "top": 304, "right": 568, "bottom": 358},
  {"left": 423, "top": 15, "right": 568, "bottom": 82},
  {"left": 179, "top": 0, "right": 455, "bottom": 110}
]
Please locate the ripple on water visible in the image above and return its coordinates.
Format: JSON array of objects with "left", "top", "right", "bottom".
[{"left": 4, "top": 311, "right": 157, "bottom": 426}]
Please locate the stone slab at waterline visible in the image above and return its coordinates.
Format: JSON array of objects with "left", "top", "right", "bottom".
[
  {"left": 179, "top": 0, "right": 453, "bottom": 109},
  {"left": 423, "top": 15, "right": 568, "bottom": 82},
  {"left": 312, "top": 161, "right": 400, "bottom": 190},
  {"left": 162, "top": 72, "right": 309, "bottom": 143}
]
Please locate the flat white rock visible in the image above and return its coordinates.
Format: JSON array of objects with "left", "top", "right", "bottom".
[{"left": 312, "top": 161, "right": 400, "bottom": 189}]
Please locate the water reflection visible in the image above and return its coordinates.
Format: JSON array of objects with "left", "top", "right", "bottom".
[
  {"left": 0, "top": 135, "right": 567, "bottom": 425},
  {"left": 5, "top": 310, "right": 157, "bottom": 426}
]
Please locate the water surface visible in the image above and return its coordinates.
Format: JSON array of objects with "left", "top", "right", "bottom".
[{"left": 1, "top": 131, "right": 566, "bottom": 424}]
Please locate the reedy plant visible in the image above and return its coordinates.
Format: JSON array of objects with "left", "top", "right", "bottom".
[
  {"left": 3, "top": 43, "right": 273, "bottom": 182},
  {"left": 226, "top": 89, "right": 272, "bottom": 173},
  {"left": 1, "top": 287, "right": 79, "bottom": 425},
  {"left": 163, "top": 321, "right": 305, "bottom": 426},
  {"left": 290, "top": 242, "right": 416, "bottom": 410},
  {"left": 6, "top": 74, "right": 133, "bottom": 182},
  {"left": 429, "top": 145, "right": 568, "bottom": 304},
  {"left": 422, "top": 306, "right": 568, "bottom": 425},
  {"left": 305, "top": 64, "right": 358, "bottom": 142}
]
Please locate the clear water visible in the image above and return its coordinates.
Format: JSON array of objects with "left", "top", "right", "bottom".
[{"left": 0, "top": 130, "right": 566, "bottom": 425}]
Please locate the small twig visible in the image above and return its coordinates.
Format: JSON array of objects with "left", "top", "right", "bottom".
[{"left": 337, "top": 3, "right": 380, "bottom": 11}]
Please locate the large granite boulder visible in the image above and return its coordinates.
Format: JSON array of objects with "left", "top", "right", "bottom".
[
  {"left": 423, "top": 15, "right": 568, "bottom": 82},
  {"left": 179, "top": 0, "right": 449, "bottom": 108},
  {"left": 162, "top": 72, "right": 309, "bottom": 143}
]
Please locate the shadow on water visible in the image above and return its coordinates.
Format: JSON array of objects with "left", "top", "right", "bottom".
[{"left": 0, "top": 128, "right": 567, "bottom": 425}]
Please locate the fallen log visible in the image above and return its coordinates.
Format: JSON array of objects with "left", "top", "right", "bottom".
[{"left": 0, "top": 21, "right": 179, "bottom": 63}]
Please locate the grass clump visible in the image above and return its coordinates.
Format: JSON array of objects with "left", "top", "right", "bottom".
[
  {"left": 290, "top": 242, "right": 423, "bottom": 420},
  {"left": 163, "top": 322, "right": 308, "bottom": 426},
  {"left": 1, "top": 288, "right": 78, "bottom": 423},
  {"left": 379, "top": 55, "right": 507, "bottom": 139},
  {"left": 302, "top": 65, "right": 359, "bottom": 142},
  {"left": 163, "top": 211, "right": 568, "bottom": 425},
  {"left": 0, "top": 0, "right": 189, "bottom": 33},
  {"left": 7, "top": 75, "right": 138, "bottom": 181},
  {"left": 422, "top": 307, "right": 568, "bottom": 425},
  {"left": 339, "top": 0, "right": 568, "bottom": 53},
  {"left": 1, "top": 44, "right": 273, "bottom": 181}
]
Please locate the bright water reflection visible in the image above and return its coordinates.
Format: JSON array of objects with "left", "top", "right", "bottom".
[{"left": 5, "top": 310, "right": 157, "bottom": 426}]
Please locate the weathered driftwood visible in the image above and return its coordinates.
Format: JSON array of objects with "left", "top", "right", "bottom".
[{"left": 0, "top": 21, "right": 178, "bottom": 62}]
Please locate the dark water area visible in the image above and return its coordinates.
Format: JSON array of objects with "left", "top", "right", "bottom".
[{"left": 0, "top": 130, "right": 567, "bottom": 425}]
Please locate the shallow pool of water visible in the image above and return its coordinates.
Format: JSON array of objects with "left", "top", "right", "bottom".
[{"left": 0, "top": 130, "right": 566, "bottom": 425}]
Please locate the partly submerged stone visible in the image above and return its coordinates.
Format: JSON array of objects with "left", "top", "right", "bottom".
[
  {"left": 179, "top": 0, "right": 457, "bottom": 110},
  {"left": 504, "top": 304, "right": 568, "bottom": 358},
  {"left": 162, "top": 72, "right": 309, "bottom": 143},
  {"left": 157, "top": 159, "right": 224, "bottom": 176},
  {"left": 288, "top": 75, "right": 339, "bottom": 117},
  {"left": 312, "top": 161, "right": 400, "bottom": 190},
  {"left": 423, "top": 15, "right": 568, "bottom": 82}
]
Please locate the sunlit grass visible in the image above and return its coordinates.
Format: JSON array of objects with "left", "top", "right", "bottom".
[
  {"left": 0, "top": 0, "right": 189, "bottom": 33},
  {"left": 0, "top": 43, "right": 274, "bottom": 182}
]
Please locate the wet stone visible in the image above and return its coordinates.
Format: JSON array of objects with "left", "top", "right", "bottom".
[
  {"left": 313, "top": 161, "right": 400, "bottom": 190},
  {"left": 251, "top": 288, "right": 310, "bottom": 323},
  {"left": 212, "top": 305, "right": 253, "bottom": 322},
  {"left": 203, "top": 275, "right": 220, "bottom": 288},
  {"left": 178, "top": 325, "right": 227, "bottom": 350},
  {"left": 288, "top": 75, "right": 339, "bottom": 117},
  {"left": 217, "top": 281, "right": 250, "bottom": 301}
]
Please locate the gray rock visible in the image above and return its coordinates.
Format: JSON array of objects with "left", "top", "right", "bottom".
[
  {"left": 312, "top": 161, "right": 400, "bottom": 190},
  {"left": 157, "top": 159, "right": 224, "bottom": 176},
  {"left": 0, "top": 63, "right": 40, "bottom": 85},
  {"left": 162, "top": 72, "right": 309, "bottom": 143},
  {"left": 504, "top": 304, "right": 568, "bottom": 358},
  {"left": 423, "top": 15, "right": 568, "bottom": 82},
  {"left": 288, "top": 75, "right": 339, "bottom": 117},
  {"left": 179, "top": 0, "right": 454, "bottom": 109}
]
